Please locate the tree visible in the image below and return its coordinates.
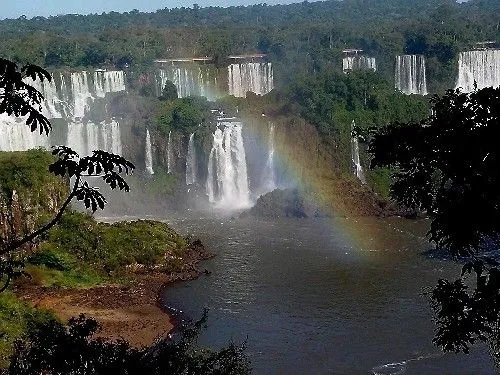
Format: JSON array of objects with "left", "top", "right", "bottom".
[
  {"left": 159, "top": 80, "right": 178, "bottom": 101},
  {"left": 0, "top": 59, "right": 51, "bottom": 135},
  {"left": 9, "top": 313, "right": 251, "bottom": 375},
  {"left": 156, "top": 97, "right": 207, "bottom": 135},
  {"left": 370, "top": 87, "right": 500, "bottom": 361},
  {"left": 0, "top": 59, "right": 135, "bottom": 292},
  {"left": 0, "top": 59, "right": 250, "bottom": 375}
]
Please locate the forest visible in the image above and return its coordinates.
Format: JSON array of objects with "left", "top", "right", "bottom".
[
  {"left": 0, "top": 0, "right": 498, "bottom": 93},
  {"left": 1, "top": 0, "right": 500, "bottom": 373}
]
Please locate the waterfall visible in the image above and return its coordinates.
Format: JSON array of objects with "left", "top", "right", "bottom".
[
  {"left": 0, "top": 114, "right": 50, "bottom": 151},
  {"left": 456, "top": 49, "right": 500, "bottom": 92},
  {"left": 93, "top": 70, "right": 127, "bottom": 98},
  {"left": 25, "top": 75, "right": 67, "bottom": 119},
  {"left": 66, "top": 121, "right": 122, "bottom": 156},
  {"left": 395, "top": 55, "right": 428, "bottom": 95},
  {"left": 343, "top": 56, "right": 377, "bottom": 73},
  {"left": 70, "top": 71, "right": 93, "bottom": 119},
  {"left": 228, "top": 62, "right": 274, "bottom": 97},
  {"left": 145, "top": 129, "right": 154, "bottom": 175},
  {"left": 206, "top": 120, "right": 250, "bottom": 208},
  {"left": 260, "top": 123, "right": 277, "bottom": 193},
  {"left": 0, "top": 69, "right": 126, "bottom": 153},
  {"left": 351, "top": 120, "right": 366, "bottom": 184},
  {"left": 156, "top": 65, "right": 217, "bottom": 100},
  {"left": 186, "top": 133, "right": 196, "bottom": 185},
  {"left": 101, "top": 120, "right": 122, "bottom": 155},
  {"left": 70, "top": 70, "right": 126, "bottom": 119},
  {"left": 167, "top": 131, "right": 173, "bottom": 173}
]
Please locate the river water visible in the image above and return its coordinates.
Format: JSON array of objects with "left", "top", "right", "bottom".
[{"left": 156, "top": 213, "right": 494, "bottom": 374}]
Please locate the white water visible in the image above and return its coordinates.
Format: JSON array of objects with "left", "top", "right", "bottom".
[
  {"left": 1, "top": 70, "right": 126, "bottom": 154},
  {"left": 351, "top": 120, "right": 366, "bottom": 184},
  {"left": 71, "top": 70, "right": 126, "bottom": 118},
  {"left": 70, "top": 72, "right": 93, "bottom": 119},
  {"left": 395, "top": 55, "right": 428, "bottom": 95},
  {"left": 66, "top": 120, "right": 122, "bottom": 156},
  {"left": 186, "top": 133, "right": 196, "bottom": 185},
  {"left": 0, "top": 113, "right": 50, "bottom": 151},
  {"left": 260, "top": 123, "right": 277, "bottom": 193},
  {"left": 206, "top": 120, "right": 250, "bottom": 208},
  {"left": 342, "top": 56, "right": 377, "bottom": 73},
  {"left": 167, "top": 131, "right": 173, "bottom": 174},
  {"left": 228, "top": 62, "right": 274, "bottom": 97},
  {"left": 145, "top": 129, "right": 154, "bottom": 174},
  {"left": 156, "top": 66, "right": 217, "bottom": 99},
  {"left": 456, "top": 49, "right": 500, "bottom": 92},
  {"left": 25, "top": 75, "right": 67, "bottom": 119}
]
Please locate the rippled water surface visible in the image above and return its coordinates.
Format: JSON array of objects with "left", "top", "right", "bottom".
[{"left": 156, "top": 214, "right": 494, "bottom": 374}]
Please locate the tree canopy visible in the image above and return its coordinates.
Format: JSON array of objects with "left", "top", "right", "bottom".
[
  {"left": 370, "top": 87, "right": 500, "bottom": 360},
  {"left": 371, "top": 87, "right": 500, "bottom": 256}
]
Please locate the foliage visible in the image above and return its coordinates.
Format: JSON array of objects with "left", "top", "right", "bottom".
[
  {"left": 0, "top": 0, "right": 498, "bottom": 93},
  {"left": 156, "top": 97, "right": 209, "bottom": 135},
  {"left": 0, "top": 59, "right": 135, "bottom": 292},
  {"left": 370, "top": 87, "right": 500, "bottom": 360},
  {"left": 0, "top": 59, "right": 51, "bottom": 135},
  {"left": 27, "top": 210, "right": 189, "bottom": 285},
  {"left": 0, "top": 292, "right": 53, "bottom": 368},
  {"left": 0, "top": 150, "right": 67, "bottom": 227},
  {"left": 8, "top": 313, "right": 251, "bottom": 375},
  {"left": 430, "top": 266, "right": 500, "bottom": 356},
  {"left": 159, "top": 80, "right": 178, "bottom": 101},
  {"left": 371, "top": 87, "right": 500, "bottom": 256}
]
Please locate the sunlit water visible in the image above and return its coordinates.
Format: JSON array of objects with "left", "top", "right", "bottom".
[{"left": 107, "top": 213, "right": 495, "bottom": 374}]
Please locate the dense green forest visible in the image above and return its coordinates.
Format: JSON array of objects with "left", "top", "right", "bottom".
[{"left": 0, "top": 0, "right": 498, "bottom": 93}]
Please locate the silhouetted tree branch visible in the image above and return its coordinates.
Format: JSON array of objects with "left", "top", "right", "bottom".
[
  {"left": 370, "top": 86, "right": 500, "bottom": 362},
  {"left": 0, "top": 59, "right": 135, "bottom": 292}
]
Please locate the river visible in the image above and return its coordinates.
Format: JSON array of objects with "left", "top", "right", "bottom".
[{"left": 156, "top": 213, "right": 494, "bottom": 374}]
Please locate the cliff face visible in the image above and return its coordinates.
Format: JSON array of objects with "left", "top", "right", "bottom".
[
  {"left": 0, "top": 150, "right": 68, "bottom": 248},
  {"left": 243, "top": 115, "right": 387, "bottom": 217}
]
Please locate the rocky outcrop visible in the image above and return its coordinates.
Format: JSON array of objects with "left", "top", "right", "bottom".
[
  {"left": 0, "top": 150, "right": 67, "bottom": 248},
  {"left": 242, "top": 189, "right": 330, "bottom": 218}
]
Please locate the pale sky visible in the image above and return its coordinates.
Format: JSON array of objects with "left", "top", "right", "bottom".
[{"left": 0, "top": 0, "right": 305, "bottom": 20}]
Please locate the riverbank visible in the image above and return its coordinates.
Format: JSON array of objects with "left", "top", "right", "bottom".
[{"left": 15, "top": 239, "right": 213, "bottom": 347}]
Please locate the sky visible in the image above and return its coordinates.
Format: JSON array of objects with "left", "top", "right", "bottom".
[{"left": 0, "top": 0, "right": 304, "bottom": 20}]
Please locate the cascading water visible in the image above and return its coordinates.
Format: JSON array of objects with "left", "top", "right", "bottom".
[
  {"left": 0, "top": 69, "right": 126, "bottom": 153},
  {"left": 260, "top": 123, "right": 277, "bottom": 193},
  {"left": 186, "top": 133, "right": 196, "bottom": 185},
  {"left": 145, "top": 129, "right": 154, "bottom": 174},
  {"left": 351, "top": 120, "right": 366, "bottom": 184},
  {"left": 395, "top": 55, "right": 428, "bottom": 95},
  {"left": 25, "top": 75, "right": 67, "bottom": 119},
  {"left": 101, "top": 120, "right": 122, "bottom": 155},
  {"left": 167, "top": 131, "right": 173, "bottom": 173},
  {"left": 228, "top": 62, "right": 274, "bottom": 97},
  {"left": 456, "top": 49, "right": 500, "bottom": 92},
  {"left": 342, "top": 56, "right": 377, "bottom": 73},
  {"left": 0, "top": 114, "right": 50, "bottom": 151},
  {"left": 206, "top": 120, "right": 250, "bottom": 208},
  {"left": 156, "top": 65, "right": 217, "bottom": 99},
  {"left": 71, "top": 71, "right": 93, "bottom": 119},
  {"left": 66, "top": 121, "right": 122, "bottom": 156}
]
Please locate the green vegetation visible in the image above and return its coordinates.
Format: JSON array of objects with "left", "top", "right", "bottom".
[
  {"left": 26, "top": 210, "right": 190, "bottom": 287},
  {"left": 370, "top": 86, "right": 500, "bottom": 364},
  {"left": 159, "top": 80, "right": 179, "bottom": 101},
  {"left": 156, "top": 96, "right": 211, "bottom": 135},
  {"left": 0, "top": 0, "right": 498, "bottom": 93},
  {"left": 8, "top": 313, "right": 251, "bottom": 374},
  {"left": 0, "top": 292, "right": 52, "bottom": 368},
  {"left": 0, "top": 149, "right": 66, "bottom": 219}
]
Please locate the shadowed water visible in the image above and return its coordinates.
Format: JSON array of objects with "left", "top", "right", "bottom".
[{"left": 150, "top": 214, "right": 494, "bottom": 374}]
